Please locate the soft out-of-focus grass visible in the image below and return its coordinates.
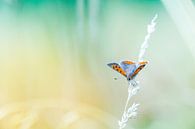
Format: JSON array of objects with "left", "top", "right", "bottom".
[{"left": 0, "top": 0, "right": 195, "bottom": 129}]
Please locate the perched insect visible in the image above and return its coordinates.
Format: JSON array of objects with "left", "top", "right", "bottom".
[{"left": 107, "top": 60, "right": 148, "bottom": 81}]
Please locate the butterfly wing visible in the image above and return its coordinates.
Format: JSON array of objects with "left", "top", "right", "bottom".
[
  {"left": 121, "top": 61, "right": 135, "bottom": 65},
  {"left": 131, "top": 61, "right": 148, "bottom": 79},
  {"left": 108, "top": 61, "right": 148, "bottom": 80},
  {"left": 120, "top": 61, "right": 137, "bottom": 77},
  {"left": 107, "top": 63, "right": 127, "bottom": 77},
  {"left": 139, "top": 61, "right": 148, "bottom": 65}
]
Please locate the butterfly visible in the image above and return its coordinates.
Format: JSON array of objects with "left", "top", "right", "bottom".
[{"left": 107, "top": 60, "right": 148, "bottom": 81}]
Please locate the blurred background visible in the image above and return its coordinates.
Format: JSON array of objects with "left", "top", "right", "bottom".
[{"left": 0, "top": 0, "right": 195, "bottom": 129}]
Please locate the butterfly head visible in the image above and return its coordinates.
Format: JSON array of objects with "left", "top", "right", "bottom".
[{"left": 127, "top": 77, "right": 131, "bottom": 81}]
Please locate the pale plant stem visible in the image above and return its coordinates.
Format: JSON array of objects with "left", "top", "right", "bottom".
[
  {"left": 118, "top": 14, "right": 158, "bottom": 129},
  {"left": 124, "top": 87, "right": 131, "bottom": 112},
  {"left": 138, "top": 14, "right": 158, "bottom": 62}
]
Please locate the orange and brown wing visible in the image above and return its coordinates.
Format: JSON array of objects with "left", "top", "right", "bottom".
[
  {"left": 121, "top": 60, "right": 135, "bottom": 65},
  {"left": 131, "top": 62, "right": 147, "bottom": 78},
  {"left": 107, "top": 63, "right": 127, "bottom": 77},
  {"left": 139, "top": 61, "right": 148, "bottom": 65}
]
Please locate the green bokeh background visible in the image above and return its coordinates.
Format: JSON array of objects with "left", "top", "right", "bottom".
[{"left": 0, "top": 0, "right": 195, "bottom": 129}]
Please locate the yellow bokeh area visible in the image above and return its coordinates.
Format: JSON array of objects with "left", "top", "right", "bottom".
[
  {"left": 0, "top": 100, "right": 117, "bottom": 129},
  {"left": 0, "top": 0, "right": 195, "bottom": 129}
]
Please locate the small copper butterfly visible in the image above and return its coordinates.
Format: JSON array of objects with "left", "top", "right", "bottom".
[{"left": 107, "top": 60, "right": 148, "bottom": 81}]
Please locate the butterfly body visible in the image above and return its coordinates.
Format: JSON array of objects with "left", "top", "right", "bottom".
[{"left": 107, "top": 60, "right": 148, "bottom": 81}]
